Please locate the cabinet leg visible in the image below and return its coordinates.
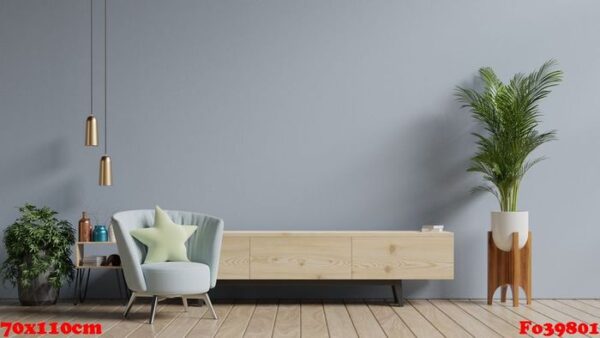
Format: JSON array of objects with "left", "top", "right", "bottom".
[{"left": 391, "top": 282, "right": 404, "bottom": 307}]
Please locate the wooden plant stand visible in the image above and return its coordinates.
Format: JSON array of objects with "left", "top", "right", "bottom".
[{"left": 487, "top": 231, "right": 531, "bottom": 307}]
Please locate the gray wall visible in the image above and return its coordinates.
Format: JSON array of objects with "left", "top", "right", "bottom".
[{"left": 1, "top": 0, "right": 599, "bottom": 299}]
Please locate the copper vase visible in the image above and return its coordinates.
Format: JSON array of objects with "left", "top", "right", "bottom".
[{"left": 78, "top": 212, "right": 92, "bottom": 242}]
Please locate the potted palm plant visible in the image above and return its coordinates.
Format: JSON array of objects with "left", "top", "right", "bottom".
[
  {"left": 1, "top": 204, "right": 75, "bottom": 305},
  {"left": 456, "top": 60, "right": 562, "bottom": 251}
]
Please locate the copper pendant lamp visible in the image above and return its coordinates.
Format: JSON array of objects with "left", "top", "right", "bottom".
[
  {"left": 85, "top": 0, "right": 98, "bottom": 147},
  {"left": 99, "top": 0, "right": 112, "bottom": 186}
]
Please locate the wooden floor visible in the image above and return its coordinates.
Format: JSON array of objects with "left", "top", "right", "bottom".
[{"left": 1, "top": 299, "right": 599, "bottom": 337}]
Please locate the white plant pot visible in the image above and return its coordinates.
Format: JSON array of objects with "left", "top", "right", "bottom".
[{"left": 491, "top": 211, "right": 529, "bottom": 252}]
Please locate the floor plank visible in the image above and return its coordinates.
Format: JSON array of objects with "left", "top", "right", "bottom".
[
  {"left": 2, "top": 302, "right": 72, "bottom": 325},
  {"left": 26, "top": 303, "right": 79, "bottom": 337},
  {"left": 495, "top": 300, "right": 556, "bottom": 324},
  {"left": 510, "top": 301, "right": 586, "bottom": 337},
  {"left": 273, "top": 301, "right": 301, "bottom": 338},
  {"left": 526, "top": 300, "right": 586, "bottom": 323},
  {"left": 215, "top": 302, "right": 256, "bottom": 338},
  {"left": 35, "top": 301, "right": 104, "bottom": 337},
  {"left": 101, "top": 304, "right": 147, "bottom": 338},
  {"left": 473, "top": 299, "right": 528, "bottom": 328},
  {"left": 158, "top": 303, "right": 209, "bottom": 338},
  {"left": 63, "top": 303, "right": 123, "bottom": 338},
  {"left": 368, "top": 302, "right": 415, "bottom": 337},
  {"left": 243, "top": 302, "right": 278, "bottom": 338},
  {"left": 557, "top": 299, "right": 600, "bottom": 319},
  {"left": 579, "top": 299, "right": 600, "bottom": 309},
  {"left": 0, "top": 299, "right": 598, "bottom": 338},
  {"left": 128, "top": 303, "right": 184, "bottom": 338},
  {"left": 186, "top": 303, "right": 234, "bottom": 338},
  {"left": 491, "top": 300, "right": 586, "bottom": 337},
  {"left": 345, "top": 302, "right": 386, "bottom": 338},
  {"left": 11, "top": 302, "right": 72, "bottom": 324},
  {"left": 391, "top": 301, "right": 443, "bottom": 338},
  {"left": 323, "top": 302, "right": 358, "bottom": 338},
  {"left": 0, "top": 304, "right": 33, "bottom": 322},
  {"left": 537, "top": 299, "right": 599, "bottom": 324},
  {"left": 410, "top": 300, "right": 471, "bottom": 338},
  {"left": 451, "top": 300, "right": 525, "bottom": 338},
  {"left": 301, "top": 301, "right": 328, "bottom": 338},
  {"left": 473, "top": 300, "right": 566, "bottom": 338},
  {"left": 430, "top": 300, "right": 501, "bottom": 338},
  {"left": 12, "top": 303, "right": 79, "bottom": 338}
]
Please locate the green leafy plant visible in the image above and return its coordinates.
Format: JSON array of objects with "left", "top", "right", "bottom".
[
  {"left": 456, "top": 60, "right": 562, "bottom": 211},
  {"left": 1, "top": 204, "right": 75, "bottom": 289}
]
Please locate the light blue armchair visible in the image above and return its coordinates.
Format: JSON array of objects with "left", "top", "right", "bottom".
[{"left": 112, "top": 209, "right": 224, "bottom": 324}]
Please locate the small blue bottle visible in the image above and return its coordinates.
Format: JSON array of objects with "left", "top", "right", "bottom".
[{"left": 93, "top": 225, "right": 108, "bottom": 242}]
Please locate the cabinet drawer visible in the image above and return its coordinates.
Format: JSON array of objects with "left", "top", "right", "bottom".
[
  {"left": 218, "top": 236, "right": 250, "bottom": 279},
  {"left": 352, "top": 236, "right": 453, "bottom": 279},
  {"left": 251, "top": 237, "right": 351, "bottom": 279}
]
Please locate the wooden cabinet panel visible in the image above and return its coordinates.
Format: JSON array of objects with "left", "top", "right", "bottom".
[
  {"left": 218, "top": 236, "right": 250, "bottom": 279},
  {"left": 218, "top": 231, "right": 454, "bottom": 281},
  {"left": 351, "top": 235, "right": 454, "bottom": 280},
  {"left": 250, "top": 237, "right": 351, "bottom": 279}
]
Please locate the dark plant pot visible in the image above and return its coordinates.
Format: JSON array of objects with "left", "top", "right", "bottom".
[{"left": 17, "top": 272, "right": 59, "bottom": 306}]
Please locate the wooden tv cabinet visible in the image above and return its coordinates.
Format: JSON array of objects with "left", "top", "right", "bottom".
[{"left": 217, "top": 231, "right": 454, "bottom": 305}]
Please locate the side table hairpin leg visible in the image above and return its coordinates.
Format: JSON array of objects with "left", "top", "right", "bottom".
[
  {"left": 82, "top": 269, "right": 91, "bottom": 301},
  {"left": 73, "top": 268, "right": 91, "bottom": 305},
  {"left": 74, "top": 268, "right": 128, "bottom": 305},
  {"left": 72, "top": 269, "right": 80, "bottom": 305},
  {"left": 487, "top": 231, "right": 532, "bottom": 307}
]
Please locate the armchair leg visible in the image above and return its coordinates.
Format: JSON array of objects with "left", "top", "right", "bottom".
[
  {"left": 123, "top": 293, "right": 136, "bottom": 318},
  {"left": 182, "top": 297, "right": 188, "bottom": 312},
  {"left": 202, "top": 294, "right": 217, "bottom": 319},
  {"left": 149, "top": 296, "right": 158, "bottom": 324}
]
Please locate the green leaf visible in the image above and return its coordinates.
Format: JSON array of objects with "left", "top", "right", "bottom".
[
  {"left": 1, "top": 204, "right": 75, "bottom": 289},
  {"left": 457, "top": 61, "right": 562, "bottom": 211}
]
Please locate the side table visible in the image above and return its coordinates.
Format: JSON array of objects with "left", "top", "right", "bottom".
[{"left": 73, "top": 241, "right": 129, "bottom": 304}]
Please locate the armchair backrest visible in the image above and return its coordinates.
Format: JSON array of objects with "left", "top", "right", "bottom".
[{"left": 112, "top": 209, "right": 224, "bottom": 292}]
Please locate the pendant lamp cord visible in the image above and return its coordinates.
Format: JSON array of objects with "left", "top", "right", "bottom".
[
  {"left": 104, "top": 0, "right": 108, "bottom": 154},
  {"left": 90, "top": 0, "right": 93, "bottom": 116}
]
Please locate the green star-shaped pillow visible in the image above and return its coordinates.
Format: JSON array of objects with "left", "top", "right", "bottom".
[{"left": 130, "top": 206, "right": 197, "bottom": 264}]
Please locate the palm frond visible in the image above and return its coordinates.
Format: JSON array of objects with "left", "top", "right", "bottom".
[
  {"left": 472, "top": 185, "right": 500, "bottom": 203},
  {"left": 458, "top": 60, "right": 562, "bottom": 211},
  {"left": 521, "top": 157, "right": 547, "bottom": 176}
]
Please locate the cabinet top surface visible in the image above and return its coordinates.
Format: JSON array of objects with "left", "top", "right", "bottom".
[{"left": 224, "top": 230, "right": 453, "bottom": 237}]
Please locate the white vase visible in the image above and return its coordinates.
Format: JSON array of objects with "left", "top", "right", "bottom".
[{"left": 491, "top": 211, "right": 529, "bottom": 251}]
